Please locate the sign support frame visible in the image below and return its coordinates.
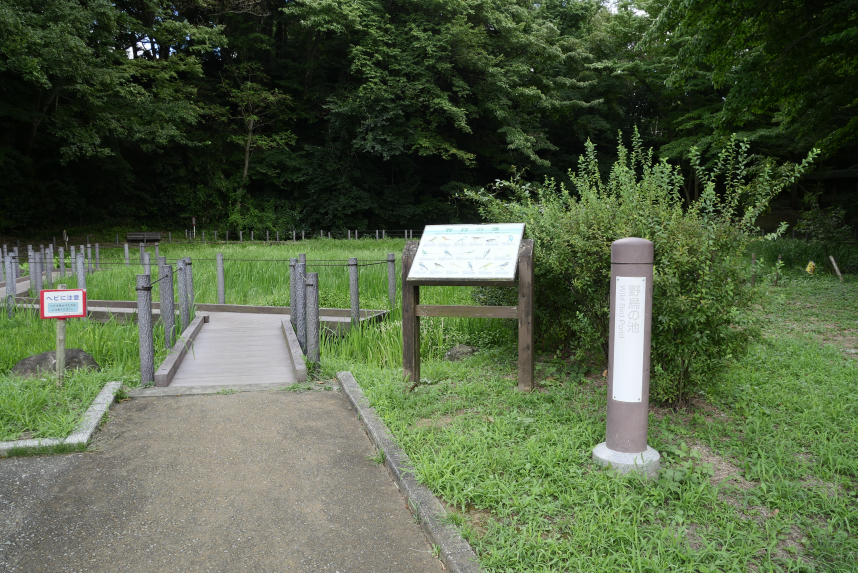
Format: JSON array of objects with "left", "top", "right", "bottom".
[{"left": 402, "top": 238, "right": 534, "bottom": 391}]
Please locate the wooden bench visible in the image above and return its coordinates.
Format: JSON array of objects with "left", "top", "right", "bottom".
[{"left": 126, "top": 232, "right": 161, "bottom": 244}]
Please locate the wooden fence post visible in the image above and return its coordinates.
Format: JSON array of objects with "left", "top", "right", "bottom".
[
  {"left": 76, "top": 252, "right": 86, "bottom": 291},
  {"left": 217, "top": 253, "right": 225, "bottom": 304},
  {"left": 387, "top": 253, "right": 396, "bottom": 309},
  {"left": 349, "top": 257, "right": 360, "bottom": 327},
  {"left": 517, "top": 239, "right": 534, "bottom": 392},
  {"left": 306, "top": 272, "right": 320, "bottom": 364},
  {"left": 751, "top": 252, "right": 756, "bottom": 287},
  {"left": 136, "top": 274, "right": 154, "bottom": 385},
  {"left": 44, "top": 250, "right": 53, "bottom": 289},
  {"left": 402, "top": 241, "right": 420, "bottom": 383},
  {"left": 830, "top": 255, "right": 844, "bottom": 283},
  {"left": 160, "top": 260, "right": 175, "bottom": 350},
  {"left": 296, "top": 256, "right": 307, "bottom": 353},
  {"left": 186, "top": 257, "right": 195, "bottom": 320},
  {"left": 4, "top": 255, "right": 14, "bottom": 317},
  {"left": 32, "top": 252, "right": 42, "bottom": 296},
  {"left": 177, "top": 258, "right": 189, "bottom": 332},
  {"left": 289, "top": 258, "right": 297, "bottom": 330}
]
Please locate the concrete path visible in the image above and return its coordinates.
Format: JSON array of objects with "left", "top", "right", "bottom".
[
  {"left": 171, "top": 312, "right": 297, "bottom": 386},
  {"left": 0, "top": 390, "right": 443, "bottom": 573}
]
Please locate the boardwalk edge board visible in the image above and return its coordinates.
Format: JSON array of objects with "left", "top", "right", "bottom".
[
  {"left": 127, "top": 382, "right": 296, "bottom": 397},
  {"left": 281, "top": 319, "right": 308, "bottom": 382},
  {"left": 154, "top": 314, "right": 209, "bottom": 387},
  {"left": 0, "top": 381, "right": 122, "bottom": 456},
  {"left": 337, "top": 371, "right": 483, "bottom": 573}
]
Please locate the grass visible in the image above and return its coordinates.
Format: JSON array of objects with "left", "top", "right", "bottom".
[
  {"left": 750, "top": 238, "right": 858, "bottom": 277},
  {"left": 4, "top": 234, "right": 856, "bottom": 569},
  {"left": 321, "top": 260, "right": 858, "bottom": 571},
  {"left": 2, "top": 237, "right": 509, "bottom": 441},
  {"left": 43, "top": 238, "right": 516, "bottom": 363},
  {"left": 0, "top": 305, "right": 167, "bottom": 442}
]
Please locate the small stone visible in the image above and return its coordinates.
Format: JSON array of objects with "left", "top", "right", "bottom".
[
  {"left": 444, "top": 344, "right": 477, "bottom": 361},
  {"left": 11, "top": 349, "right": 100, "bottom": 378}
]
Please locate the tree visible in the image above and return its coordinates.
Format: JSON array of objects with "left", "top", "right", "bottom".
[
  {"left": 0, "top": 0, "right": 222, "bottom": 230},
  {"left": 221, "top": 63, "right": 293, "bottom": 227},
  {"left": 645, "top": 0, "right": 858, "bottom": 157}
]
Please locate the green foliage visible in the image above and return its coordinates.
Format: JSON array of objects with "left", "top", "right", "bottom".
[
  {"left": 466, "top": 131, "right": 818, "bottom": 403},
  {"left": 796, "top": 186, "right": 854, "bottom": 246},
  {"left": 1, "top": 0, "right": 855, "bottom": 234},
  {"left": 645, "top": 0, "right": 858, "bottom": 156},
  {"left": 752, "top": 238, "right": 858, "bottom": 277}
]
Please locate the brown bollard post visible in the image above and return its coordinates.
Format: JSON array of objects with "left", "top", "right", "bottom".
[{"left": 592, "top": 237, "right": 660, "bottom": 477}]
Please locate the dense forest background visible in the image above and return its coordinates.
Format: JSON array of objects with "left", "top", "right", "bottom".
[{"left": 1, "top": 0, "right": 856, "bottom": 234}]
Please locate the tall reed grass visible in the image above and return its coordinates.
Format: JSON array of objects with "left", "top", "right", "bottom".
[{"left": 50, "top": 239, "right": 517, "bottom": 364}]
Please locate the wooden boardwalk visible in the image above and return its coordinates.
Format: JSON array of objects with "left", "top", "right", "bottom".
[{"left": 170, "top": 312, "right": 297, "bottom": 386}]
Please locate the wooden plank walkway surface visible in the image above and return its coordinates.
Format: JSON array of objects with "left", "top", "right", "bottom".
[{"left": 170, "top": 311, "right": 296, "bottom": 386}]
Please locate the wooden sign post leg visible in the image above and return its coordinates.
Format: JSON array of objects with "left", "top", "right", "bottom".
[
  {"left": 56, "top": 284, "right": 67, "bottom": 386},
  {"left": 402, "top": 241, "right": 420, "bottom": 383},
  {"left": 517, "top": 239, "right": 534, "bottom": 391}
]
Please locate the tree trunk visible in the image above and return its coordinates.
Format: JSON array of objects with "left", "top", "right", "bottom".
[
  {"left": 25, "top": 89, "right": 56, "bottom": 156},
  {"left": 242, "top": 117, "right": 254, "bottom": 183}
]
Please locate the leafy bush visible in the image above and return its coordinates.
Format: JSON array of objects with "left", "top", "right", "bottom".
[
  {"left": 795, "top": 185, "right": 854, "bottom": 245},
  {"left": 466, "top": 132, "right": 817, "bottom": 403}
]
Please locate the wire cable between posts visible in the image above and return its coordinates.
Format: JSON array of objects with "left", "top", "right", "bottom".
[{"left": 92, "top": 257, "right": 393, "bottom": 267}]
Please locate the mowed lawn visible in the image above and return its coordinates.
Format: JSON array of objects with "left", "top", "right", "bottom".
[{"left": 328, "top": 272, "right": 858, "bottom": 572}]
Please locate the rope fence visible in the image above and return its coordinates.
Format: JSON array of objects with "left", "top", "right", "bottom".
[{"left": 127, "top": 250, "right": 397, "bottom": 384}]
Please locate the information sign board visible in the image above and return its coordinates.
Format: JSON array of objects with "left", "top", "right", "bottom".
[
  {"left": 612, "top": 276, "right": 646, "bottom": 402},
  {"left": 407, "top": 223, "right": 525, "bottom": 281},
  {"left": 39, "top": 289, "right": 87, "bottom": 319}
]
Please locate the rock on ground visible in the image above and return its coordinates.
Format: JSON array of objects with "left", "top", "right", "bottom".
[
  {"left": 11, "top": 349, "right": 100, "bottom": 378},
  {"left": 445, "top": 344, "right": 477, "bottom": 361}
]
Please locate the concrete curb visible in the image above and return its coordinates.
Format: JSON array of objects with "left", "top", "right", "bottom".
[
  {"left": 127, "top": 382, "right": 304, "bottom": 397},
  {"left": 0, "top": 381, "right": 122, "bottom": 456},
  {"left": 281, "top": 319, "right": 308, "bottom": 381},
  {"left": 337, "top": 371, "right": 482, "bottom": 573},
  {"left": 154, "top": 313, "right": 208, "bottom": 387}
]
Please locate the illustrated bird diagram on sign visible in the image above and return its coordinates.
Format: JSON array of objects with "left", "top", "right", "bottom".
[{"left": 407, "top": 223, "right": 526, "bottom": 281}]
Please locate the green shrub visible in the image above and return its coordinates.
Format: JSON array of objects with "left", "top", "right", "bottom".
[
  {"left": 466, "top": 132, "right": 817, "bottom": 403},
  {"left": 795, "top": 185, "right": 854, "bottom": 245}
]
